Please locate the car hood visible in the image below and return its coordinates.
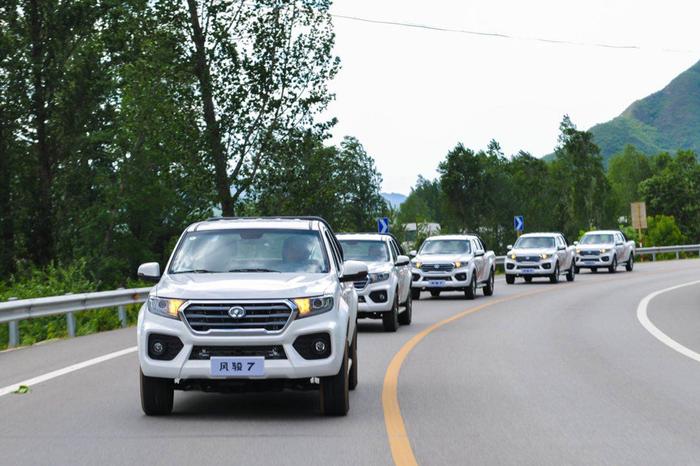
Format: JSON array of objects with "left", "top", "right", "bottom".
[
  {"left": 578, "top": 244, "right": 614, "bottom": 250},
  {"left": 154, "top": 273, "right": 335, "bottom": 300},
  {"left": 510, "top": 248, "right": 556, "bottom": 256},
  {"left": 414, "top": 254, "right": 470, "bottom": 263},
  {"left": 366, "top": 261, "right": 392, "bottom": 273}
]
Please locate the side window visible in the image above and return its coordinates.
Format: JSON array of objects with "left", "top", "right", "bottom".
[
  {"left": 389, "top": 240, "right": 399, "bottom": 261},
  {"left": 476, "top": 238, "right": 485, "bottom": 251},
  {"left": 323, "top": 230, "right": 340, "bottom": 272}
]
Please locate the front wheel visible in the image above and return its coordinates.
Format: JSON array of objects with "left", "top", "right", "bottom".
[
  {"left": 465, "top": 275, "right": 476, "bottom": 300},
  {"left": 411, "top": 288, "right": 421, "bottom": 300},
  {"left": 549, "top": 263, "right": 560, "bottom": 283},
  {"left": 609, "top": 255, "right": 618, "bottom": 273},
  {"left": 483, "top": 269, "right": 495, "bottom": 296},
  {"left": 348, "top": 330, "right": 358, "bottom": 391},
  {"left": 505, "top": 274, "right": 515, "bottom": 285},
  {"left": 320, "top": 345, "right": 349, "bottom": 416},
  {"left": 140, "top": 370, "right": 174, "bottom": 416},
  {"left": 382, "top": 294, "right": 399, "bottom": 332},
  {"left": 398, "top": 290, "right": 412, "bottom": 325},
  {"left": 626, "top": 254, "right": 634, "bottom": 272}
]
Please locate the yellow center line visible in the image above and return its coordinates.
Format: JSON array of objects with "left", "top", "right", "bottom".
[{"left": 381, "top": 287, "right": 553, "bottom": 466}]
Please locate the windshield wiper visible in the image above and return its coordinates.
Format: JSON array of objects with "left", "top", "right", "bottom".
[
  {"left": 228, "top": 268, "right": 280, "bottom": 273},
  {"left": 171, "top": 269, "right": 217, "bottom": 274}
]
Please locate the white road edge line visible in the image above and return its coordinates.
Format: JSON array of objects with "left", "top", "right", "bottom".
[
  {"left": 637, "top": 279, "right": 700, "bottom": 363},
  {"left": 0, "top": 346, "right": 137, "bottom": 397}
]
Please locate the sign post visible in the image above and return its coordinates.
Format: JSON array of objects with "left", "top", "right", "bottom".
[
  {"left": 514, "top": 215, "right": 524, "bottom": 237},
  {"left": 630, "top": 202, "right": 647, "bottom": 245},
  {"left": 377, "top": 217, "right": 390, "bottom": 234}
]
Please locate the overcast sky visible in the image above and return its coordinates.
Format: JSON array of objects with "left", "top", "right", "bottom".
[{"left": 323, "top": 0, "right": 700, "bottom": 194}]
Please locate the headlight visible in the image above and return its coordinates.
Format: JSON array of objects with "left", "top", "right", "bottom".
[
  {"left": 510, "top": 254, "right": 516, "bottom": 260},
  {"left": 413, "top": 262, "right": 422, "bottom": 269},
  {"left": 369, "top": 272, "right": 390, "bottom": 283},
  {"left": 540, "top": 253, "right": 549, "bottom": 260},
  {"left": 453, "top": 261, "right": 464, "bottom": 268},
  {"left": 600, "top": 248, "right": 608, "bottom": 253},
  {"left": 294, "top": 296, "right": 334, "bottom": 319},
  {"left": 576, "top": 248, "right": 581, "bottom": 254},
  {"left": 147, "top": 297, "right": 184, "bottom": 320}
]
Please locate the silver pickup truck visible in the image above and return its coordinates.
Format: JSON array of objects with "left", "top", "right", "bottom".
[
  {"left": 504, "top": 232, "right": 576, "bottom": 284},
  {"left": 574, "top": 230, "right": 635, "bottom": 273},
  {"left": 410, "top": 234, "right": 497, "bottom": 300}
]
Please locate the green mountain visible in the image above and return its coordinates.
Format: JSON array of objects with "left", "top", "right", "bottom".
[{"left": 547, "top": 59, "right": 700, "bottom": 163}]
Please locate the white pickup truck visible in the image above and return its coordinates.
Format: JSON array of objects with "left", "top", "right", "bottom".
[
  {"left": 136, "top": 217, "right": 368, "bottom": 417},
  {"left": 504, "top": 232, "right": 576, "bottom": 284},
  {"left": 574, "top": 230, "right": 635, "bottom": 273},
  {"left": 410, "top": 234, "right": 497, "bottom": 300}
]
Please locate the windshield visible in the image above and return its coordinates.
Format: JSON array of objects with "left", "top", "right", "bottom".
[
  {"left": 419, "top": 240, "right": 471, "bottom": 255},
  {"left": 339, "top": 240, "right": 390, "bottom": 262},
  {"left": 580, "top": 234, "right": 614, "bottom": 245},
  {"left": 169, "top": 229, "right": 329, "bottom": 274},
  {"left": 514, "top": 236, "right": 555, "bottom": 249}
]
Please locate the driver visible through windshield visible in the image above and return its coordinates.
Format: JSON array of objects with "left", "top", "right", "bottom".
[
  {"left": 169, "top": 229, "right": 329, "bottom": 274},
  {"left": 514, "top": 236, "right": 556, "bottom": 249},
  {"left": 420, "top": 239, "right": 471, "bottom": 255}
]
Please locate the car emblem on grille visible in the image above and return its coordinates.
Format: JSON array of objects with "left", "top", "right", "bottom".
[
  {"left": 434, "top": 265, "right": 439, "bottom": 269},
  {"left": 228, "top": 306, "right": 246, "bottom": 319}
]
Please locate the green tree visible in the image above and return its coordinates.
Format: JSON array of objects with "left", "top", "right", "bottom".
[
  {"left": 645, "top": 215, "right": 686, "bottom": 247},
  {"left": 607, "top": 145, "right": 652, "bottom": 218},
  {"left": 398, "top": 176, "right": 442, "bottom": 225}
]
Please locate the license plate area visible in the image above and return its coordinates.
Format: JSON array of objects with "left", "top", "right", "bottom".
[
  {"left": 210, "top": 357, "right": 265, "bottom": 377},
  {"left": 521, "top": 268, "right": 535, "bottom": 274},
  {"left": 428, "top": 280, "right": 446, "bottom": 287}
]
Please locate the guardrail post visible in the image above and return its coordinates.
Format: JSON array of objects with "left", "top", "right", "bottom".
[
  {"left": 7, "top": 297, "right": 19, "bottom": 348},
  {"left": 65, "top": 292, "right": 76, "bottom": 337},
  {"left": 117, "top": 288, "right": 127, "bottom": 328},
  {"left": 652, "top": 252, "right": 656, "bottom": 261},
  {"left": 676, "top": 251, "right": 680, "bottom": 260}
]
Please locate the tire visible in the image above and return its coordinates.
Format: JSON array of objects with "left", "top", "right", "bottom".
[
  {"left": 320, "top": 345, "right": 349, "bottom": 416},
  {"left": 591, "top": 268, "right": 598, "bottom": 273},
  {"left": 626, "top": 254, "right": 634, "bottom": 272},
  {"left": 348, "top": 329, "right": 358, "bottom": 391},
  {"left": 398, "top": 290, "right": 412, "bottom": 325},
  {"left": 609, "top": 255, "right": 617, "bottom": 273},
  {"left": 140, "top": 369, "right": 174, "bottom": 416},
  {"left": 483, "top": 269, "right": 495, "bottom": 296},
  {"left": 574, "top": 266, "right": 580, "bottom": 274},
  {"left": 505, "top": 274, "right": 515, "bottom": 285},
  {"left": 382, "top": 294, "right": 399, "bottom": 332},
  {"left": 430, "top": 290, "right": 441, "bottom": 298},
  {"left": 549, "top": 263, "right": 560, "bottom": 283},
  {"left": 524, "top": 276, "right": 532, "bottom": 283},
  {"left": 566, "top": 263, "right": 575, "bottom": 282},
  {"left": 465, "top": 275, "right": 476, "bottom": 300},
  {"left": 411, "top": 288, "right": 421, "bottom": 300}
]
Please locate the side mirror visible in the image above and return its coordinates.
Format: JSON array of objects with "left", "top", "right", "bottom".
[
  {"left": 506, "top": 245, "right": 513, "bottom": 251},
  {"left": 395, "top": 255, "right": 410, "bottom": 266},
  {"left": 573, "top": 241, "right": 579, "bottom": 246},
  {"left": 615, "top": 241, "right": 623, "bottom": 246},
  {"left": 474, "top": 250, "right": 485, "bottom": 257},
  {"left": 409, "top": 250, "right": 417, "bottom": 258},
  {"left": 340, "top": 260, "right": 368, "bottom": 283},
  {"left": 558, "top": 246, "right": 566, "bottom": 251},
  {"left": 138, "top": 262, "right": 161, "bottom": 282}
]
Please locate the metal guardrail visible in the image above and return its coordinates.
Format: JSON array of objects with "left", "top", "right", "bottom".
[
  {"left": 1, "top": 243, "right": 699, "bottom": 348},
  {"left": 1, "top": 287, "right": 151, "bottom": 348},
  {"left": 494, "top": 244, "right": 700, "bottom": 266}
]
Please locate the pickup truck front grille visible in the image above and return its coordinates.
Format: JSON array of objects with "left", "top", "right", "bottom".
[
  {"left": 189, "top": 345, "right": 286, "bottom": 360},
  {"left": 183, "top": 301, "right": 293, "bottom": 333},
  {"left": 579, "top": 250, "right": 599, "bottom": 256},
  {"left": 421, "top": 263, "right": 454, "bottom": 273},
  {"left": 515, "top": 256, "right": 540, "bottom": 263}
]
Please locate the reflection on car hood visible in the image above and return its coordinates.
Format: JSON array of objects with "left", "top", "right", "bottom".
[
  {"left": 413, "top": 254, "right": 470, "bottom": 263},
  {"left": 364, "top": 261, "right": 392, "bottom": 273},
  {"left": 155, "top": 273, "right": 335, "bottom": 300},
  {"left": 510, "top": 248, "right": 556, "bottom": 256}
]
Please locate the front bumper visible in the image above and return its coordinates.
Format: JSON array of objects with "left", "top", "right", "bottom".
[
  {"left": 504, "top": 258, "right": 556, "bottom": 276},
  {"left": 356, "top": 282, "right": 395, "bottom": 313},
  {"left": 411, "top": 267, "right": 471, "bottom": 290},
  {"left": 575, "top": 254, "right": 612, "bottom": 268},
  {"left": 137, "top": 305, "right": 346, "bottom": 381}
]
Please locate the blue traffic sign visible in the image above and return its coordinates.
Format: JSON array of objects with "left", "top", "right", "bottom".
[
  {"left": 514, "top": 215, "right": 524, "bottom": 232},
  {"left": 377, "top": 217, "right": 390, "bottom": 234}
]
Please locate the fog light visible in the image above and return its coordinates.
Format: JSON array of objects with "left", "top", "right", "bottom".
[
  {"left": 314, "top": 340, "right": 327, "bottom": 354},
  {"left": 152, "top": 341, "right": 165, "bottom": 356}
]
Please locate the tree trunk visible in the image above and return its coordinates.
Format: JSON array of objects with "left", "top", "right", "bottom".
[
  {"left": 186, "top": 0, "right": 234, "bottom": 216},
  {"left": 27, "top": 0, "right": 54, "bottom": 262},
  {"left": 0, "top": 111, "right": 14, "bottom": 275}
]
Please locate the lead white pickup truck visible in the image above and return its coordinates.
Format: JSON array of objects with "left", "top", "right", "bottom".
[{"left": 574, "top": 230, "right": 635, "bottom": 273}]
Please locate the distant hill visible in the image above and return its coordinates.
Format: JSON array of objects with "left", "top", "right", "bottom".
[
  {"left": 546, "top": 59, "right": 700, "bottom": 164},
  {"left": 381, "top": 192, "right": 406, "bottom": 208}
]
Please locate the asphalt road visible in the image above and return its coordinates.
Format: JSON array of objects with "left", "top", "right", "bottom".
[{"left": 1, "top": 260, "right": 699, "bottom": 465}]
